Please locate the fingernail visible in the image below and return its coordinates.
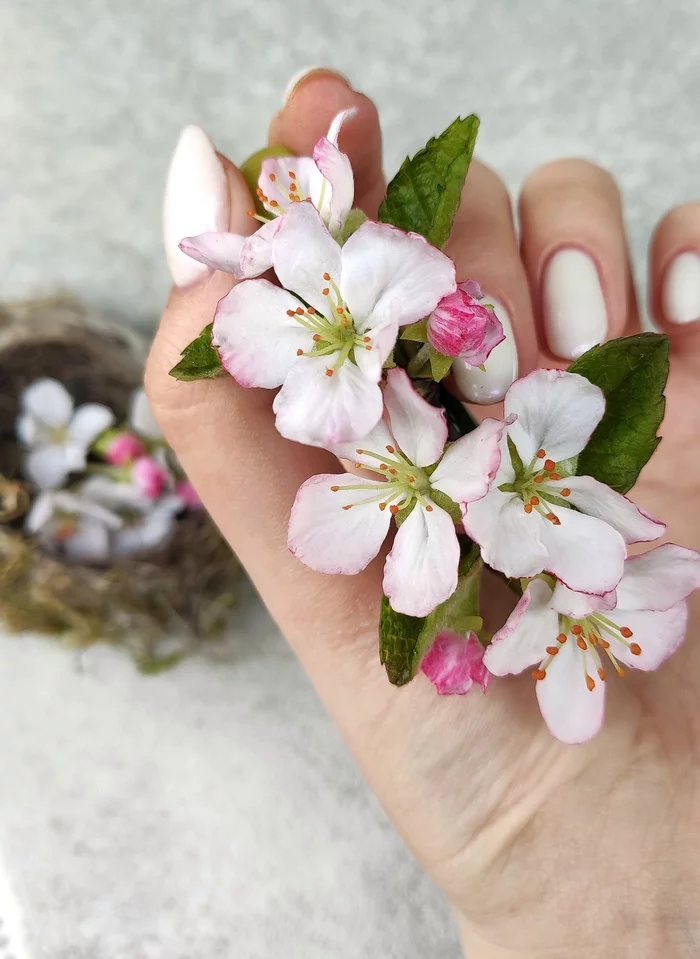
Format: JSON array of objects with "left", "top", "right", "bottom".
[
  {"left": 163, "top": 125, "right": 230, "bottom": 287},
  {"left": 283, "top": 66, "right": 350, "bottom": 106},
  {"left": 542, "top": 249, "right": 607, "bottom": 360},
  {"left": 452, "top": 297, "right": 519, "bottom": 404},
  {"left": 663, "top": 251, "right": 700, "bottom": 324}
]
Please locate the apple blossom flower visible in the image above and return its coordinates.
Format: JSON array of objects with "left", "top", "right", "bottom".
[
  {"left": 484, "top": 545, "right": 700, "bottom": 743},
  {"left": 462, "top": 369, "right": 665, "bottom": 595},
  {"left": 287, "top": 368, "right": 504, "bottom": 616},
  {"left": 421, "top": 630, "right": 490, "bottom": 695},
  {"left": 214, "top": 202, "right": 456, "bottom": 446},
  {"left": 178, "top": 109, "right": 357, "bottom": 280},
  {"left": 427, "top": 280, "right": 505, "bottom": 365},
  {"left": 17, "top": 378, "right": 115, "bottom": 490},
  {"left": 25, "top": 489, "right": 122, "bottom": 563},
  {"left": 131, "top": 455, "right": 169, "bottom": 500}
]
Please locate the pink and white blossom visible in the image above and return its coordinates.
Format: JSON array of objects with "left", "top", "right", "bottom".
[
  {"left": 462, "top": 369, "right": 665, "bottom": 596},
  {"left": 25, "top": 489, "right": 122, "bottom": 563},
  {"left": 105, "top": 432, "right": 146, "bottom": 466},
  {"left": 17, "top": 378, "right": 115, "bottom": 490},
  {"left": 132, "top": 455, "right": 169, "bottom": 500},
  {"left": 427, "top": 280, "right": 505, "bottom": 365},
  {"left": 484, "top": 545, "right": 700, "bottom": 743},
  {"left": 214, "top": 202, "right": 456, "bottom": 447},
  {"left": 179, "top": 109, "right": 357, "bottom": 280},
  {"left": 421, "top": 630, "right": 490, "bottom": 695},
  {"left": 287, "top": 368, "right": 504, "bottom": 616}
]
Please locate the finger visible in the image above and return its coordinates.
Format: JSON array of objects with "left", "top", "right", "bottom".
[
  {"left": 519, "top": 159, "right": 637, "bottom": 363},
  {"left": 269, "top": 68, "right": 385, "bottom": 216},
  {"left": 649, "top": 203, "right": 700, "bottom": 349},
  {"left": 447, "top": 161, "right": 537, "bottom": 407}
]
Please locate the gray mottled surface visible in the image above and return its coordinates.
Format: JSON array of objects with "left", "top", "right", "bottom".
[{"left": 1, "top": 0, "right": 700, "bottom": 955}]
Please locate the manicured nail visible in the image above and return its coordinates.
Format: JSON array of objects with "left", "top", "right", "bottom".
[
  {"left": 663, "top": 251, "right": 700, "bottom": 324},
  {"left": 283, "top": 66, "right": 350, "bottom": 106},
  {"left": 452, "top": 297, "right": 519, "bottom": 404},
  {"left": 542, "top": 249, "right": 607, "bottom": 360},
  {"left": 163, "top": 125, "right": 230, "bottom": 287}
]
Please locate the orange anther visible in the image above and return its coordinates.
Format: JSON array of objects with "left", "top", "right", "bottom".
[
  {"left": 386, "top": 446, "right": 395, "bottom": 454},
  {"left": 577, "top": 636, "right": 588, "bottom": 650},
  {"left": 288, "top": 194, "right": 297, "bottom": 201},
  {"left": 356, "top": 449, "right": 364, "bottom": 454},
  {"left": 323, "top": 272, "right": 331, "bottom": 281},
  {"left": 630, "top": 643, "right": 642, "bottom": 656},
  {"left": 561, "top": 488, "right": 571, "bottom": 497},
  {"left": 389, "top": 469, "right": 398, "bottom": 476},
  {"left": 532, "top": 668, "right": 546, "bottom": 681},
  {"left": 365, "top": 345, "right": 372, "bottom": 350},
  {"left": 330, "top": 486, "right": 340, "bottom": 492},
  {"left": 537, "top": 449, "right": 546, "bottom": 459},
  {"left": 288, "top": 181, "right": 297, "bottom": 191},
  {"left": 336, "top": 307, "right": 344, "bottom": 314},
  {"left": 256, "top": 187, "right": 264, "bottom": 196},
  {"left": 322, "top": 287, "right": 330, "bottom": 296},
  {"left": 313, "top": 334, "right": 321, "bottom": 342},
  {"left": 363, "top": 336, "right": 371, "bottom": 343},
  {"left": 616, "top": 665, "right": 626, "bottom": 677},
  {"left": 288, "top": 170, "right": 297, "bottom": 179},
  {"left": 379, "top": 502, "right": 387, "bottom": 511},
  {"left": 544, "top": 459, "right": 555, "bottom": 472},
  {"left": 269, "top": 200, "right": 280, "bottom": 207},
  {"left": 325, "top": 369, "right": 333, "bottom": 377},
  {"left": 557, "top": 633, "right": 567, "bottom": 644},
  {"left": 390, "top": 505, "right": 399, "bottom": 515},
  {"left": 296, "top": 307, "right": 304, "bottom": 315},
  {"left": 620, "top": 626, "right": 633, "bottom": 638},
  {"left": 524, "top": 504, "right": 533, "bottom": 513},
  {"left": 408, "top": 476, "right": 415, "bottom": 483},
  {"left": 585, "top": 674, "right": 596, "bottom": 692},
  {"left": 425, "top": 505, "right": 434, "bottom": 512},
  {"left": 342, "top": 504, "right": 352, "bottom": 510},
  {"left": 549, "top": 472, "right": 561, "bottom": 481},
  {"left": 547, "top": 513, "right": 561, "bottom": 526},
  {"left": 546, "top": 646, "right": 559, "bottom": 656},
  {"left": 598, "top": 638, "right": 610, "bottom": 649},
  {"left": 598, "top": 668, "right": 607, "bottom": 681},
  {"left": 296, "top": 349, "right": 304, "bottom": 356},
  {"left": 534, "top": 474, "right": 545, "bottom": 484},
  {"left": 307, "top": 307, "right": 316, "bottom": 315},
  {"left": 246, "top": 210, "right": 256, "bottom": 217},
  {"left": 268, "top": 173, "right": 277, "bottom": 181},
  {"left": 530, "top": 495, "right": 540, "bottom": 506},
  {"left": 286, "top": 310, "right": 296, "bottom": 317},
  {"left": 380, "top": 464, "right": 388, "bottom": 470},
  {"left": 571, "top": 625, "right": 583, "bottom": 635}
]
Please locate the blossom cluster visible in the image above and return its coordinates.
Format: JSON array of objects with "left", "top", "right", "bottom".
[
  {"left": 176, "top": 111, "right": 700, "bottom": 744},
  {"left": 15, "top": 378, "right": 200, "bottom": 563}
]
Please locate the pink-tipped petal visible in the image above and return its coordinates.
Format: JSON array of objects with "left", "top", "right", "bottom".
[
  {"left": 421, "top": 631, "right": 490, "bottom": 695},
  {"left": 535, "top": 639, "right": 606, "bottom": 745},
  {"left": 288, "top": 473, "right": 392, "bottom": 574},
  {"left": 313, "top": 136, "right": 354, "bottom": 234},
  {"left": 331, "top": 418, "right": 400, "bottom": 470},
  {"left": 274, "top": 356, "right": 384, "bottom": 448},
  {"left": 213, "top": 279, "right": 310, "bottom": 389},
  {"left": 504, "top": 369, "right": 605, "bottom": 464},
  {"left": 550, "top": 581, "right": 617, "bottom": 619},
  {"left": 105, "top": 432, "right": 146, "bottom": 466},
  {"left": 484, "top": 579, "right": 558, "bottom": 676},
  {"left": 606, "top": 602, "right": 689, "bottom": 670},
  {"left": 615, "top": 544, "right": 700, "bottom": 612},
  {"left": 549, "top": 475, "right": 665, "bottom": 545},
  {"left": 383, "top": 368, "right": 447, "bottom": 467},
  {"left": 272, "top": 201, "right": 343, "bottom": 315},
  {"left": 383, "top": 501, "right": 460, "bottom": 617},
  {"left": 179, "top": 232, "right": 247, "bottom": 275},
  {"left": 340, "top": 221, "right": 456, "bottom": 330},
  {"left": 462, "top": 489, "right": 549, "bottom": 579},
  {"left": 538, "top": 505, "right": 626, "bottom": 595},
  {"left": 427, "top": 283, "right": 505, "bottom": 364},
  {"left": 430, "top": 417, "right": 505, "bottom": 505},
  {"left": 132, "top": 456, "right": 168, "bottom": 500},
  {"left": 238, "top": 218, "right": 281, "bottom": 278}
]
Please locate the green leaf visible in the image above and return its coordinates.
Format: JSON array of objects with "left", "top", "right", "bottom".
[
  {"left": 401, "top": 319, "right": 428, "bottom": 343},
  {"left": 379, "top": 544, "right": 482, "bottom": 686},
  {"left": 169, "top": 324, "right": 224, "bottom": 381},
  {"left": 240, "top": 144, "right": 295, "bottom": 216},
  {"left": 428, "top": 345, "right": 454, "bottom": 382},
  {"left": 568, "top": 333, "right": 669, "bottom": 494},
  {"left": 378, "top": 115, "right": 480, "bottom": 248}
]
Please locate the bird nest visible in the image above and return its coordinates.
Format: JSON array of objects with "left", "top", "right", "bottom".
[{"left": 0, "top": 296, "right": 239, "bottom": 670}]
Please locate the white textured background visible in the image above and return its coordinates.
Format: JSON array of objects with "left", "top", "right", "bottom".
[{"left": 1, "top": 0, "right": 699, "bottom": 955}]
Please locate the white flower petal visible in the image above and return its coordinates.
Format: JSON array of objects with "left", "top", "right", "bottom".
[
  {"left": 64, "top": 517, "right": 112, "bottom": 563},
  {"left": 340, "top": 221, "right": 456, "bottom": 328},
  {"left": 24, "top": 492, "right": 56, "bottom": 534},
  {"left": 238, "top": 218, "right": 281, "bottom": 278},
  {"left": 383, "top": 502, "right": 459, "bottom": 616},
  {"left": 113, "top": 497, "right": 181, "bottom": 558},
  {"left": 21, "top": 378, "right": 74, "bottom": 429},
  {"left": 615, "top": 544, "right": 700, "bottom": 612},
  {"left": 538, "top": 505, "right": 626, "bottom": 595},
  {"left": 606, "top": 603, "right": 688, "bottom": 670},
  {"left": 536, "top": 639, "right": 606, "bottom": 744},
  {"left": 504, "top": 369, "right": 605, "bottom": 463},
  {"left": 551, "top": 581, "right": 616, "bottom": 618},
  {"left": 274, "top": 356, "right": 383, "bottom": 447},
  {"left": 288, "top": 473, "right": 391, "bottom": 574},
  {"left": 484, "top": 579, "right": 558, "bottom": 675},
  {"left": 383, "top": 368, "right": 447, "bottom": 467},
  {"left": 16, "top": 412, "right": 38, "bottom": 445},
  {"left": 550, "top": 474, "right": 665, "bottom": 544},
  {"left": 313, "top": 135, "right": 354, "bottom": 234},
  {"left": 353, "top": 312, "right": 399, "bottom": 382},
  {"left": 129, "top": 388, "right": 163, "bottom": 440},
  {"left": 68, "top": 403, "right": 115, "bottom": 447},
  {"left": 272, "top": 201, "right": 343, "bottom": 315},
  {"left": 326, "top": 107, "right": 358, "bottom": 147},
  {"left": 331, "top": 418, "right": 400, "bottom": 471},
  {"left": 462, "top": 490, "right": 549, "bottom": 579},
  {"left": 213, "top": 279, "right": 310, "bottom": 389},
  {"left": 25, "top": 446, "right": 71, "bottom": 489},
  {"left": 179, "top": 231, "right": 247, "bottom": 275},
  {"left": 431, "top": 417, "right": 505, "bottom": 505}
]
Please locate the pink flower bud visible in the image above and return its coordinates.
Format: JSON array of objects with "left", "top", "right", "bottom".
[
  {"left": 421, "top": 630, "right": 490, "bottom": 695},
  {"left": 427, "top": 281, "right": 505, "bottom": 366},
  {"left": 175, "top": 480, "right": 203, "bottom": 510},
  {"left": 132, "top": 456, "right": 168, "bottom": 500},
  {"left": 105, "top": 432, "right": 146, "bottom": 466}
]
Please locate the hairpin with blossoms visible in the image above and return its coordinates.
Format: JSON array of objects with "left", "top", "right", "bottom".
[{"left": 171, "top": 110, "right": 700, "bottom": 744}]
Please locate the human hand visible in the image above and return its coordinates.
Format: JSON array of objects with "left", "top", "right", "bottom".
[{"left": 149, "top": 71, "right": 700, "bottom": 958}]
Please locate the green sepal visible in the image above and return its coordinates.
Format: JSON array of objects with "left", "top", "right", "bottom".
[
  {"left": 169, "top": 324, "right": 224, "bottom": 381},
  {"left": 401, "top": 320, "right": 428, "bottom": 343},
  {"left": 393, "top": 499, "right": 417, "bottom": 528},
  {"left": 240, "top": 144, "right": 295, "bottom": 216},
  {"left": 378, "top": 115, "right": 480, "bottom": 248},
  {"left": 568, "top": 333, "right": 669, "bottom": 493},
  {"left": 507, "top": 434, "right": 524, "bottom": 477},
  {"left": 429, "top": 489, "right": 461, "bottom": 524},
  {"left": 336, "top": 209, "right": 368, "bottom": 245},
  {"left": 428, "top": 345, "right": 454, "bottom": 382}
]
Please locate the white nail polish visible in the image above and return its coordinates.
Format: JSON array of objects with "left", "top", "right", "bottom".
[
  {"left": 282, "top": 67, "right": 350, "bottom": 105},
  {"left": 163, "top": 125, "right": 230, "bottom": 287},
  {"left": 452, "top": 297, "right": 519, "bottom": 404},
  {"left": 663, "top": 251, "right": 700, "bottom": 324},
  {"left": 542, "top": 249, "right": 607, "bottom": 360}
]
